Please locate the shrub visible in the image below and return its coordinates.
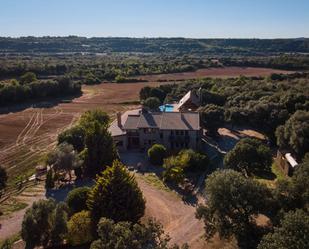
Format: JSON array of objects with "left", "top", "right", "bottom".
[
  {"left": 66, "top": 187, "right": 90, "bottom": 214},
  {"left": 148, "top": 144, "right": 167, "bottom": 166},
  {"left": 67, "top": 211, "right": 94, "bottom": 246}
]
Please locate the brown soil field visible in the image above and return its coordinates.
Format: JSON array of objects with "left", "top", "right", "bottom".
[
  {"left": 133, "top": 66, "right": 294, "bottom": 81},
  {"left": 0, "top": 82, "right": 156, "bottom": 184}
]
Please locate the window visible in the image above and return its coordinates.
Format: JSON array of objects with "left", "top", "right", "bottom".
[
  {"left": 116, "top": 141, "right": 123, "bottom": 147},
  {"left": 185, "top": 130, "right": 189, "bottom": 135},
  {"left": 176, "top": 131, "right": 179, "bottom": 135},
  {"left": 160, "top": 133, "right": 163, "bottom": 139}
]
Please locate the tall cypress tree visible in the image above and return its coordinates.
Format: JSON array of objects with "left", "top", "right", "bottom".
[{"left": 87, "top": 160, "right": 145, "bottom": 223}]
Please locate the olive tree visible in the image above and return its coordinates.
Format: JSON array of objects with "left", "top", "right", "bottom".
[{"left": 196, "top": 170, "right": 273, "bottom": 249}]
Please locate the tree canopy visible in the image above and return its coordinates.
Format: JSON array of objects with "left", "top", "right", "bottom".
[
  {"left": 143, "top": 97, "right": 161, "bottom": 110},
  {"left": 66, "top": 187, "right": 91, "bottom": 214},
  {"left": 276, "top": 110, "right": 309, "bottom": 158},
  {"left": 90, "top": 218, "right": 187, "bottom": 249},
  {"left": 83, "top": 121, "right": 117, "bottom": 176},
  {"left": 258, "top": 209, "right": 309, "bottom": 249},
  {"left": 19, "top": 72, "right": 37, "bottom": 85},
  {"left": 273, "top": 159, "right": 309, "bottom": 213},
  {"left": 87, "top": 160, "right": 145, "bottom": 223},
  {"left": 224, "top": 138, "right": 272, "bottom": 176},
  {"left": 21, "top": 199, "right": 69, "bottom": 249},
  {"left": 196, "top": 170, "right": 273, "bottom": 249},
  {"left": 47, "top": 143, "right": 82, "bottom": 181}
]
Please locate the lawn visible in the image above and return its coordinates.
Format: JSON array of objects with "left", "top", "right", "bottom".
[
  {"left": 140, "top": 173, "right": 173, "bottom": 193},
  {"left": 255, "top": 162, "right": 288, "bottom": 188}
]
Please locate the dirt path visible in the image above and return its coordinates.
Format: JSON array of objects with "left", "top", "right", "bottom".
[
  {"left": 0, "top": 183, "right": 46, "bottom": 241},
  {"left": 136, "top": 176, "right": 206, "bottom": 249}
]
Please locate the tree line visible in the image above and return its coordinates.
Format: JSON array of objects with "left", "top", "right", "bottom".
[
  {"left": 0, "top": 53, "right": 213, "bottom": 84},
  {"left": 0, "top": 72, "right": 81, "bottom": 106},
  {"left": 1, "top": 36, "right": 309, "bottom": 55}
]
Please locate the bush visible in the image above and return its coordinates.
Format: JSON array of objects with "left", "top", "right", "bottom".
[
  {"left": 67, "top": 211, "right": 94, "bottom": 246},
  {"left": 148, "top": 144, "right": 167, "bottom": 166},
  {"left": 177, "top": 149, "right": 209, "bottom": 172},
  {"left": 66, "top": 187, "right": 90, "bottom": 214},
  {"left": 162, "top": 156, "right": 185, "bottom": 184}
]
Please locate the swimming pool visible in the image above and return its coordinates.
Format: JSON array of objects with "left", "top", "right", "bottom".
[{"left": 159, "top": 104, "right": 174, "bottom": 112}]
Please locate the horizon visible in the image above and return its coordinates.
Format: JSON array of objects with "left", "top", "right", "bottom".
[
  {"left": 1, "top": 36, "right": 309, "bottom": 39},
  {"left": 1, "top": 0, "right": 309, "bottom": 38}
]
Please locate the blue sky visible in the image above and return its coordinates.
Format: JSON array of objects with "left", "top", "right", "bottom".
[{"left": 0, "top": 0, "right": 308, "bottom": 38}]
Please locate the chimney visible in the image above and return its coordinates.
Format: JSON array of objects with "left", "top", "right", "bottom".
[{"left": 117, "top": 112, "right": 122, "bottom": 128}]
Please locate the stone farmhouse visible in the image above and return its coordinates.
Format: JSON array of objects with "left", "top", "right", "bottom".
[{"left": 109, "top": 91, "right": 202, "bottom": 152}]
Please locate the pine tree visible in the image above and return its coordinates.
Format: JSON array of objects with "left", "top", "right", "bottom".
[{"left": 87, "top": 160, "right": 145, "bottom": 223}]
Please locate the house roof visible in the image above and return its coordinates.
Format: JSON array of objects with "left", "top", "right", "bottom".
[
  {"left": 108, "top": 109, "right": 140, "bottom": 136},
  {"left": 122, "top": 111, "right": 200, "bottom": 131},
  {"left": 176, "top": 91, "right": 200, "bottom": 110}
]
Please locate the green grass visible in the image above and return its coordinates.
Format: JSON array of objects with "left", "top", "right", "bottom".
[
  {"left": 271, "top": 162, "right": 287, "bottom": 181},
  {"left": 255, "top": 162, "right": 288, "bottom": 188},
  {"left": 142, "top": 173, "right": 172, "bottom": 193}
]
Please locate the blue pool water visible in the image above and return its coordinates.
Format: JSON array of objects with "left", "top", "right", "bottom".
[{"left": 159, "top": 104, "right": 174, "bottom": 112}]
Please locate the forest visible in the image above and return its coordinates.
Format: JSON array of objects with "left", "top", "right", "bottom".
[
  {"left": 0, "top": 72, "right": 81, "bottom": 106},
  {"left": 1, "top": 37, "right": 309, "bottom": 54}
]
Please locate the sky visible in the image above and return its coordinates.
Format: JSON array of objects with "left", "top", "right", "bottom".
[{"left": 0, "top": 0, "right": 308, "bottom": 38}]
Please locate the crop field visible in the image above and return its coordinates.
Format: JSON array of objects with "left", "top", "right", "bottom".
[{"left": 0, "top": 82, "right": 152, "bottom": 185}]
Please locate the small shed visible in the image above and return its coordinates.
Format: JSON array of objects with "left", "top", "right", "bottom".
[{"left": 276, "top": 150, "right": 298, "bottom": 176}]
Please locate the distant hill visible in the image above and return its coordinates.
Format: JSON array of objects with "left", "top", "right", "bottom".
[{"left": 0, "top": 37, "right": 309, "bottom": 55}]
